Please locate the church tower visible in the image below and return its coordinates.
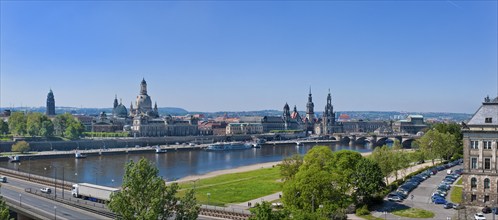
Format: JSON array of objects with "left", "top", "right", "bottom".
[
  {"left": 322, "top": 89, "right": 336, "bottom": 134},
  {"left": 306, "top": 87, "right": 315, "bottom": 122},
  {"left": 113, "top": 95, "right": 119, "bottom": 109},
  {"left": 46, "top": 89, "right": 55, "bottom": 116},
  {"left": 140, "top": 78, "right": 148, "bottom": 95},
  {"left": 283, "top": 103, "right": 291, "bottom": 130}
]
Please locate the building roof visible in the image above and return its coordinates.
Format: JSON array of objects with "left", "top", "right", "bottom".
[{"left": 467, "top": 98, "right": 498, "bottom": 126}]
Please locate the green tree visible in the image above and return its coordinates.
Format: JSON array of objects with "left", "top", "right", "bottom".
[
  {"left": 370, "top": 145, "right": 394, "bottom": 184},
  {"left": 280, "top": 154, "right": 303, "bottom": 181},
  {"left": 328, "top": 150, "right": 363, "bottom": 191},
  {"left": 175, "top": 189, "right": 200, "bottom": 220},
  {"left": 416, "top": 129, "right": 457, "bottom": 164},
  {"left": 109, "top": 158, "right": 181, "bottom": 220},
  {"left": 53, "top": 113, "right": 84, "bottom": 139},
  {"left": 40, "top": 120, "right": 54, "bottom": 137},
  {"left": 0, "top": 120, "right": 8, "bottom": 135},
  {"left": 283, "top": 147, "right": 348, "bottom": 217},
  {"left": 26, "top": 112, "right": 48, "bottom": 136},
  {"left": 11, "top": 141, "right": 30, "bottom": 153},
  {"left": 0, "top": 185, "right": 10, "bottom": 220},
  {"left": 352, "top": 158, "right": 385, "bottom": 205},
  {"left": 249, "top": 201, "right": 288, "bottom": 220},
  {"left": 8, "top": 112, "right": 26, "bottom": 136}
]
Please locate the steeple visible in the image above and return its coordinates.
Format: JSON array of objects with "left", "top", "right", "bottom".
[
  {"left": 113, "top": 94, "right": 119, "bottom": 109},
  {"left": 46, "top": 89, "right": 55, "bottom": 116},
  {"left": 283, "top": 102, "right": 291, "bottom": 120},
  {"left": 140, "top": 78, "right": 148, "bottom": 95},
  {"left": 306, "top": 87, "right": 314, "bottom": 121}
]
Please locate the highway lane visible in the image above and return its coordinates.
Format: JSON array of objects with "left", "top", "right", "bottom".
[{"left": 1, "top": 176, "right": 112, "bottom": 220}]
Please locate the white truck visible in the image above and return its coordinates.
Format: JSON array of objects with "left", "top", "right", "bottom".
[{"left": 72, "top": 183, "right": 120, "bottom": 203}]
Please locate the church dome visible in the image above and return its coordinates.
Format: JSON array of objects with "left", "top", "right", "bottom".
[
  {"left": 113, "top": 104, "right": 128, "bottom": 118},
  {"left": 136, "top": 95, "right": 152, "bottom": 113}
]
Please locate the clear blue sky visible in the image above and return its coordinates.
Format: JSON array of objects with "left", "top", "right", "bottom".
[{"left": 1, "top": 1, "right": 496, "bottom": 113}]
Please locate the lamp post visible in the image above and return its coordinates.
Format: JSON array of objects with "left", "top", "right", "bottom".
[
  {"left": 54, "top": 168, "right": 57, "bottom": 199},
  {"left": 54, "top": 206, "right": 57, "bottom": 220},
  {"left": 19, "top": 194, "right": 21, "bottom": 207},
  {"left": 207, "top": 193, "right": 211, "bottom": 206}
]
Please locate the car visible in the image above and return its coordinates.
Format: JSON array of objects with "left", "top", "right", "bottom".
[
  {"left": 454, "top": 204, "right": 465, "bottom": 210},
  {"left": 482, "top": 206, "right": 492, "bottom": 214},
  {"left": 387, "top": 195, "right": 403, "bottom": 202},
  {"left": 474, "top": 213, "right": 486, "bottom": 220},
  {"left": 40, "top": 187, "right": 51, "bottom": 194},
  {"left": 434, "top": 197, "right": 447, "bottom": 204},
  {"left": 444, "top": 202, "right": 454, "bottom": 209}
]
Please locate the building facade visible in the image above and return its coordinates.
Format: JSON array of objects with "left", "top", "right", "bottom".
[
  {"left": 226, "top": 123, "right": 263, "bottom": 135},
  {"left": 46, "top": 89, "right": 55, "bottom": 116},
  {"left": 392, "top": 115, "right": 427, "bottom": 134},
  {"left": 462, "top": 96, "right": 498, "bottom": 206}
]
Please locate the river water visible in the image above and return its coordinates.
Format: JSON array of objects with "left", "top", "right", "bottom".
[{"left": 1, "top": 143, "right": 372, "bottom": 187}]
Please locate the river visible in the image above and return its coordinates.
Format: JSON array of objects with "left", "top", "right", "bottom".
[{"left": 0, "top": 143, "right": 372, "bottom": 187}]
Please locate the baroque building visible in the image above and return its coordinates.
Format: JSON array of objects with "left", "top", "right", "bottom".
[
  {"left": 305, "top": 87, "right": 315, "bottom": 133},
  {"left": 462, "top": 96, "right": 498, "bottom": 206},
  {"left": 46, "top": 89, "right": 56, "bottom": 116},
  {"left": 319, "top": 90, "right": 342, "bottom": 134}
]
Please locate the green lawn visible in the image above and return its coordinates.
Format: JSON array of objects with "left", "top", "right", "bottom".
[
  {"left": 456, "top": 178, "right": 462, "bottom": 185},
  {"left": 177, "top": 166, "right": 282, "bottom": 206},
  {"left": 451, "top": 186, "right": 463, "bottom": 204},
  {"left": 392, "top": 208, "right": 434, "bottom": 218}
]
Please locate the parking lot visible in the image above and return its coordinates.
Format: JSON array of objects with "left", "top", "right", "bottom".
[{"left": 373, "top": 161, "right": 464, "bottom": 219}]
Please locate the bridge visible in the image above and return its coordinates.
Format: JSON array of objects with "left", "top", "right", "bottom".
[{"left": 330, "top": 133, "right": 421, "bottom": 148}]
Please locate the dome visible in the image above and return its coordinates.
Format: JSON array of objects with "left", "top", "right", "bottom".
[
  {"left": 113, "top": 104, "right": 128, "bottom": 118},
  {"left": 136, "top": 94, "right": 152, "bottom": 113}
]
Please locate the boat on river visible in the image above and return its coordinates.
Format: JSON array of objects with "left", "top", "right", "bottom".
[
  {"left": 8, "top": 155, "right": 20, "bottom": 163},
  {"left": 155, "top": 146, "right": 167, "bottom": 154},
  {"left": 75, "top": 152, "right": 87, "bottom": 159},
  {"left": 206, "top": 142, "right": 252, "bottom": 151}
]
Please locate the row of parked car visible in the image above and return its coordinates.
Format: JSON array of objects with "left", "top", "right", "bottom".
[
  {"left": 387, "top": 159, "right": 463, "bottom": 204},
  {"left": 429, "top": 159, "right": 464, "bottom": 211}
]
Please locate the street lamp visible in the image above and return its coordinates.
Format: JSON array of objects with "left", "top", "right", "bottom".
[
  {"left": 19, "top": 193, "right": 21, "bottom": 207},
  {"left": 207, "top": 193, "right": 211, "bottom": 206},
  {"left": 28, "top": 156, "right": 33, "bottom": 181},
  {"left": 54, "top": 206, "right": 57, "bottom": 220}
]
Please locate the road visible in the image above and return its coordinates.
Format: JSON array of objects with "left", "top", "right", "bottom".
[{"left": 1, "top": 176, "right": 111, "bottom": 220}]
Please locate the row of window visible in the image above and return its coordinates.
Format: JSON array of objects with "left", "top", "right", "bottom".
[
  {"left": 471, "top": 177, "right": 493, "bottom": 190},
  {"left": 471, "top": 140, "right": 494, "bottom": 150},
  {"left": 471, "top": 157, "right": 494, "bottom": 169},
  {"left": 470, "top": 194, "right": 493, "bottom": 203}
]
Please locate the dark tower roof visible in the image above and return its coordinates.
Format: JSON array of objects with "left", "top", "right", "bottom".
[
  {"left": 113, "top": 94, "right": 119, "bottom": 109},
  {"left": 306, "top": 87, "right": 314, "bottom": 114},
  {"left": 140, "top": 78, "right": 148, "bottom": 95},
  {"left": 46, "top": 89, "right": 56, "bottom": 116}
]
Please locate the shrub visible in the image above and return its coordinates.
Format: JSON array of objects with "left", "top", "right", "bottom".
[
  {"left": 355, "top": 204, "right": 370, "bottom": 216},
  {"left": 12, "top": 141, "right": 30, "bottom": 153}
]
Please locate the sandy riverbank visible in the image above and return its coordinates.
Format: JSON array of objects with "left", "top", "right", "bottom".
[{"left": 171, "top": 151, "right": 373, "bottom": 183}]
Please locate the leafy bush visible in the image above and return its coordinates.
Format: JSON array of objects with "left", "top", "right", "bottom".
[{"left": 356, "top": 205, "right": 370, "bottom": 216}]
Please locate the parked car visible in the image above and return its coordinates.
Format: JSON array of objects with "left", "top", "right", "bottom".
[
  {"left": 474, "top": 213, "right": 486, "bottom": 220},
  {"left": 388, "top": 195, "right": 403, "bottom": 202},
  {"left": 454, "top": 204, "right": 465, "bottom": 210},
  {"left": 434, "top": 197, "right": 447, "bottom": 204},
  {"left": 40, "top": 187, "right": 51, "bottom": 194},
  {"left": 482, "top": 206, "right": 492, "bottom": 214},
  {"left": 444, "top": 202, "right": 454, "bottom": 209}
]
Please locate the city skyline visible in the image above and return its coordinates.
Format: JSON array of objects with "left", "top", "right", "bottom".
[{"left": 1, "top": 1, "right": 497, "bottom": 113}]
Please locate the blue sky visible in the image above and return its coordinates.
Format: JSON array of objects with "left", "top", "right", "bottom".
[{"left": 0, "top": 1, "right": 496, "bottom": 113}]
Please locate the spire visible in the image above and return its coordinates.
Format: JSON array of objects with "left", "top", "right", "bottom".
[
  {"left": 113, "top": 94, "right": 119, "bottom": 109},
  {"left": 140, "top": 78, "right": 148, "bottom": 95}
]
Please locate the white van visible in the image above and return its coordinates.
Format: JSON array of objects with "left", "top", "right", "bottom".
[{"left": 447, "top": 169, "right": 452, "bottom": 175}]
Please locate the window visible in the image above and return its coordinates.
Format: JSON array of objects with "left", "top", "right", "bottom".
[
  {"left": 486, "top": 118, "right": 493, "bottom": 123},
  {"left": 471, "top": 178, "right": 477, "bottom": 189},
  {"left": 471, "top": 141, "right": 479, "bottom": 149},
  {"left": 472, "top": 194, "right": 477, "bottom": 201},
  {"left": 485, "top": 158, "right": 491, "bottom": 169},
  {"left": 485, "top": 195, "right": 490, "bottom": 202},
  {"left": 485, "top": 178, "right": 490, "bottom": 189},
  {"left": 484, "top": 141, "right": 492, "bottom": 150},
  {"left": 472, "top": 158, "right": 478, "bottom": 169}
]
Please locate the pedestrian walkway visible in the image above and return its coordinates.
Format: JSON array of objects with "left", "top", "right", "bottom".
[{"left": 228, "top": 192, "right": 282, "bottom": 210}]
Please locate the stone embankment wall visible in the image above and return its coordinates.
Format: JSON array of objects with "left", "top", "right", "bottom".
[{"left": 0, "top": 133, "right": 304, "bottom": 152}]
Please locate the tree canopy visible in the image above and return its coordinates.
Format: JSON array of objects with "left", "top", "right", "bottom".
[
  {"left": 8, "top": 112, "right": 26, "bottom": 136},
  {"left": 109, "top": 158, "right": 199, "bottom": 220},
  {"left": 415, "top": 129, "right": 457, "bottom": 164},
  {"left": 11, "top": 141, "right": 30, "bottom": 153},
  {"left": 0, "top": 120, "right": 8, "bottom": 135}
]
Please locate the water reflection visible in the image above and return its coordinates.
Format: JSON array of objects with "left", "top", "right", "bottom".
[{"left": 1, "top": 143, "right": 371, "bottom": 187}]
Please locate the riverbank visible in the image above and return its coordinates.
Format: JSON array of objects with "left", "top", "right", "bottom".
[{"left": 173, "top": 151, "right": 373, "bottom": 183}]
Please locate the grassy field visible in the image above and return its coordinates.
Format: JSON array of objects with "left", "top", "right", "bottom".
[
  {"left": 177, "top": 166, "right": 282, "bottom": 206},
  {"left": 456, "top": 178, "right": 462, "bottom": 185},
  {"left": 450, "top": 186, "right": 463, "bottom": 204},
  {"left": 392, "top": 208, "right": 434, "bottom": 218}
]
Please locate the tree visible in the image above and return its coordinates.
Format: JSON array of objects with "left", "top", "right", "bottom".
[
  {"left": 282, "top": 147, "right": 348, "bottom": 217},
  {"left": 109, "top": 158, "right": 181, "bottom": 220},
  {"left": 249, "top": 201, "right": 288, "bottom": 220},
  {"left": 0, "top": 120, "right": 8, "bottom": 135},
  {"left": 328, "top": 150, "right": 363, "bottom": 191},
  {"left": 370, "top": 145, "right": 394, "bottom": 184},
  {"left": 0, "top": 186, "right": 10, "bottom": 220},
  {"left": 280, "top": 154, "right": 303, "bottom": 181},
  {"left": 40, "top": 120, "right": 54, "bottom": 137},
  {"left": 53, "top": 113, "right": 84, "bottom": 139},
  {"left": 352, "top": 158, "right": 385, "bottom": 205},
  {"left": 416, "top": 129, "right": 457, "bottom": 164},
  {"left": 11, "top": 141, "right": 30, "bottom": 153},
  {"left": 8, "top": 112, "right": 26, "bottom": 136},
  {"left": 26, "top": 112, "right": 44, "bottom": 136},
  {"left": 175, "top": 189, "right": 200, "bottom": 220}
]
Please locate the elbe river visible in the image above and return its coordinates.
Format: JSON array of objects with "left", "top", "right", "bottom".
[{"left": 1, "top": 143, "right": 372, "bottom": 187}]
